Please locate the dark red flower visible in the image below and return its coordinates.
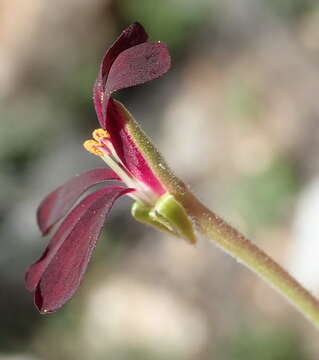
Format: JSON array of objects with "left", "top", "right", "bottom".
[{"left": 26, "top": 23, "right": 195, "bottom": 314}]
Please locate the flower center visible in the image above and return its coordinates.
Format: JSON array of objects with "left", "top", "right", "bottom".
[{"left": 83, "top": 129, "right": 158, "bottom": 205}]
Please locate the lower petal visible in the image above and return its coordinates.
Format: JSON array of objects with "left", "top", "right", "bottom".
[
  {"left": 27, "top": 186, "right": 116, "bottom": 292},
  {"left": 37, "top": 168, "right": 120, "bottom": 235},
  {"left": 27, "top": 186, "right": 132, "bottom": 313}
]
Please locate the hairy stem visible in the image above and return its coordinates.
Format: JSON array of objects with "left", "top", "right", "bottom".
[{"left": 177, "top": 190, "right": 319, "bottom": 329}]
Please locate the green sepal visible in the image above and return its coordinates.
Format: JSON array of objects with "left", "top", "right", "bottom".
[
  {"left": 131, "top": 201, "right": 178, "bottom": 237},
  {"left": 131, "top": 193, "right": 196, "bottom": 244},
  {"left": 152, "top": 193, "right": 196, "bottom": 243}
]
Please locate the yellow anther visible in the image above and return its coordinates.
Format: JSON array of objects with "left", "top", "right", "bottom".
[
  {"left": 83, "top": 139, "right": 104, "bottom": 157},
  {"left": 92, "top": 128, "right": 110, "bottom": 142}
]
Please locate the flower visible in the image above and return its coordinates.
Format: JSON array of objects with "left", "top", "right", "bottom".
[{"left": 26, "top": 22, "right": 195, "bottom": 314}]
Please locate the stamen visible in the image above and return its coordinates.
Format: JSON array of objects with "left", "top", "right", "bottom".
[
  {"left": 83, "top": 128, "right": 158, "bottom": 205},
  {"left": 83, "top": 140, "right": 104, "bottom": 157},
  {"left": 92, "top": 128, "right": 110, "bottom": 142}
]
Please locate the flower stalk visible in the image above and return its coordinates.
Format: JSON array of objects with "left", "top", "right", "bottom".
[{"left": 176, "top": 190, "right": 319, "bottom": 330}]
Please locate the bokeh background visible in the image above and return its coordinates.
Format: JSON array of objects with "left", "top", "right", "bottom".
[{"left": 1, "top": 0, "right": 319, "bottom": 359}]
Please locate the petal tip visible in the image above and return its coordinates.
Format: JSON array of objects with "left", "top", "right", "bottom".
[
  {"left": 34, "top": 286, "right": 57, "bottom": 314},
  {"left": 127, "top": 22, "right": 147, "bottom": 37}
]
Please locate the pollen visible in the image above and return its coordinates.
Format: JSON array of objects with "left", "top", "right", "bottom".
[
  {"left": 92, "top": 128, "right": 110, "bottom": 141},
  {"left": 83, "top": 139, "right": 104, "bottom": 157}
]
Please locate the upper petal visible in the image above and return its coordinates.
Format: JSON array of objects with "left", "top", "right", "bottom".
[
  {"left": 37, "top": 168, "right": 120, "bottom": 235},
  {"left": 106, "top": 42, "right": 171, "bottom": 94},
  {"left": 98, "top": 42, "right": 171, "bottom": 129},
  {"left": 99, "top": 22, "right": 148, "bottom": 82},
  {"left": 93, "top": 23, "right": 171, "bottom": 129},
  {"left": 31, "top": 186, "right": 132, "bottom": 313},
  {"left": 94, "top": 22, "right": 148, "bottom": 125},
  {"left": 105, "top": 99, "right": 166, "bottom": 196}
]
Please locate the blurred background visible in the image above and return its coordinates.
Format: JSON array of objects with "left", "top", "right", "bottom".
[{"left": 1, "top": 0, "right": 319, "bottom": 359}]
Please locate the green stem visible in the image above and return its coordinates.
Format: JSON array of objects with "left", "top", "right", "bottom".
[{"left": 177, "top": 191, "right": 319, "bottom": 329}]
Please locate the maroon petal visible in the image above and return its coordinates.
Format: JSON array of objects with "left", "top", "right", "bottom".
[
  {"left": 94, "top": 22, "right": 148, "bottom": 125},
  {"left": 29, "top": 186, "right": 132, "bottom": 313},
  {"left": 27, "top": 186, "right": 115, "bottom": 292},
  {"left": 105, "top": 99, "right": 165, "bottom": 196},
  {"left": 106, "top": 42, "right": 171, "bottom": 94},
  {"left": 37, "top": 168, "right": 120, "bottom": 235},
  {"left": 98, "top": 42, "right": 171, "bottom": 129},
  {"left": 100, "top": 22, "right": 148, "bottom": 82}
]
